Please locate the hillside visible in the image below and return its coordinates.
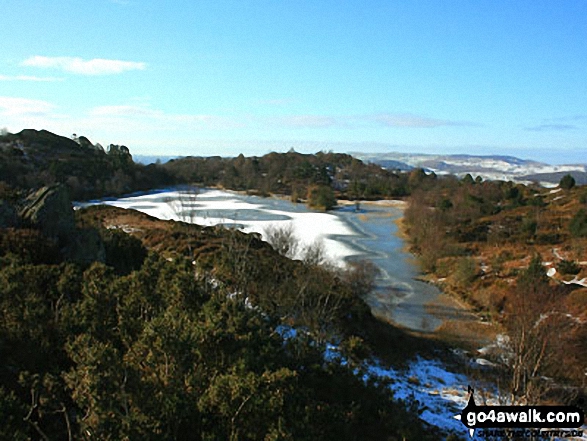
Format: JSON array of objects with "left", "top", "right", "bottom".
[
  {"left": 0, "top": 133, "right": 440, "bottom": 439},
  {"left": 0, "top": 186, "right": 441, "bottom": 440},
  {"left": 162, "top": 150, "right": 411, "bottom": 204},
  {"left": 0, "top": 129, "right": 173, "bottom": 200},
  {"left": 403, "top": 173, "right": 587, "bottom": 402}
]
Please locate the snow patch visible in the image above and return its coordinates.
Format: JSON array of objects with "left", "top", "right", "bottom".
[
  {"left": 562, "top": 276, "right": 587, "bottom": 287},
  {"left": 366, "top": 357, "right": 499, "bottom": 435}
]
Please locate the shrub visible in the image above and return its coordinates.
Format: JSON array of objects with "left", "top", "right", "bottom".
[
  {"left": 528, "top": 195, "right": 545, "bottom": 207},
  {"left": 559, "top": 174, "right": 576, "bottom": 190},
  {"left": 558, "top": 259, "right": 581, "bottom": 275},
  {"left": 307, "top": 185, "right": 337, "bottom": 210},
  {"left": 102, "top": 228, "right": 147, "bottom": 274},
  {"left": 452, "top": 256, "right": 477, "bottom": 288},
  {"left": 520, "top": 218, "right": 538, "bottom": 241},
  {"left": 569, "top": 209, "right": 587, "bottom": 238}
]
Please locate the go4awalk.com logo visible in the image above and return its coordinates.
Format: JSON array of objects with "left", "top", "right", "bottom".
[{"left": 454, "top": 387, "right": 585, "bottom": 439}]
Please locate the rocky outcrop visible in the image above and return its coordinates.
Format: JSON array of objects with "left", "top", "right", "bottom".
[
  {"left": 16, "top": 185, "right": 106, "bottom": 264},
  {"left": 76, "top": 136, "right": 94, "bottom": 150},
  {"left": 19, "top": 185, "right": 75, "bottom": 240}
]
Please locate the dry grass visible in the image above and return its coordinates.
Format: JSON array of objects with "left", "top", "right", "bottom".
[
  {"left": 404, "top": 185, "right": 587, "bottom": 386},
  {"left": 424, "top": 293, "right": 499, "bottom": 351}
]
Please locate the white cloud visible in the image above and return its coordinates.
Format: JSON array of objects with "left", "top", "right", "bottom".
[
  {"left": 524, "top": 115, "right": 586, "bottom": 132},
  {"left": 546, "top": 115, "right": 587, "bottom": 123},
  {"left": 88, "top": 104, "right": 245, "bottom": 130},
  {"left": 22, "top": 56, "right": 146, "bottom": 75},
  {"left": 262, "top": 113, "right": 476, "bottom": 130},
  {"left": 525, "top": 123, "right": 577, "bottom": 132},
  {"left": 370, "top": 113, "right": 469, "bottom": 128},
  {"left": 0, "top": 74, "right": 62, "bottom": 82},
  {"left": 179, "top": 114, "right": 245, "bottom": 129},
  {"left": 268, "top": 115, "right": 342, "bottom": 129},
  {"left": 89, "top": 105, "right": 162, "bottom": 118},
  {"left": 0, "top": 96, "right": 56, "bottom": 116}
]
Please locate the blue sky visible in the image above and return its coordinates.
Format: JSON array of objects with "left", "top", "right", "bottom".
[{"left": 1, "top": 0, "right": 586, "bottom": 163}]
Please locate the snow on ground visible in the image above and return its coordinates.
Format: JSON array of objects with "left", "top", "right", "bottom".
[
  {"left": 552, "top": 248, "right": 566, "bottom": 260},
  {"left": 83, "top": 189, "right": 362, "bottom": 265},
  {"left": 336, "top": 332, "right": 587, "bottom": 440},
  {"left": 367, "top": 357, "right": 481, "bottom": 434},
  {"left": 562, "top": 276, "right": 587, "bottom": 288},
  {"left": 277, "top": 325, "right": 485, "bottom": 438}
]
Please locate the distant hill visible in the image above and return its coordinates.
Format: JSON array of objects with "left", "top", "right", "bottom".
[
  {"left": 352, "top": 152, "right": 587, "bottom": 185},
  {"left": 518, "top": 170, "right": 587, "bottom": 186}
]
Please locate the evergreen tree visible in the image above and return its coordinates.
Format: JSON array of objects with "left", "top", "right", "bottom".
[{"left": 559, "top": 173, "right": 576, "bottom": 190}]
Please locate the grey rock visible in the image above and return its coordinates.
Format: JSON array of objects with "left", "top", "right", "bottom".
[{"left": 19, "top": 185, "right": 75, "bottom": 240}]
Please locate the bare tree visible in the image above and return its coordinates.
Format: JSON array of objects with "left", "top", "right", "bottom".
[
  {"left": 262, "top": 224, "right": 381, "bottom": 341},
  {"left": 501, "top": 256, "right": 576, "bottom": 404},
  {"left": 165, "top": 185, "right": 200, "bottom": 224},
  {"left": 224, "top": 226, "right": 254, "bottom": 294},
  {"left": 341, "top": 260, "right": 380, "bottom": 298},
  {"left": 301, "top": 240, "right": 327, "bottom": 267},
  {"left": 264, "top": 223, "right": 298, "bottom": 259},
  {"left": 264, "top": 224, "right": 333, "bottom": 267},
  {"left": 292, "top": 259, "right": 379, "bottom": 342}
]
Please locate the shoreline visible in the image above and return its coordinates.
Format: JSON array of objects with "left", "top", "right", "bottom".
[
  {"left": 95, "top": 187, "right": 491, "bottom": 348},
  {"left": 336, "top": 198, "right": 408, "bottom": 209}
]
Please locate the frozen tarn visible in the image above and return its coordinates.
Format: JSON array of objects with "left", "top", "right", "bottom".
[
  {"left": 84, "top": 188, "right": 457, "bottom": 332},
  {"left": 85, "top": 188, "right": 360, "bottom": 266}
]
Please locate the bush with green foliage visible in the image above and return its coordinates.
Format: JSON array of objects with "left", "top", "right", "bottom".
[
  {"left": 102, "top": 228, "right": 147, "bottom": 274},
  {"left": 559, "top": 174, "right": 576, "bottom": 190},
  {"left": 0, "top": 250, "right": 435, "bottom": 440},
  {"left": 452, "top": 256, "right": 477, "bottom": 289},
  {"left": 0, "top": 195, "right": 434, "bottom": 440},
  {"left": 569, "top": 208, "right": 587, "bottom": 238},
  {"left": 520, "top": 218, "right": 538, "bottom": 241},
  {"left": 307, "top": 185, "right": 337, "bottom": 210},
  {"left": 558, "top": 259, "right": 581, "bottom": 275}
]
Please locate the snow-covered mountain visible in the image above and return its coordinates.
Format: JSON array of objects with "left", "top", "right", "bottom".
[{"left": 351, "top": 152, "right": 587, "bottom": 186}]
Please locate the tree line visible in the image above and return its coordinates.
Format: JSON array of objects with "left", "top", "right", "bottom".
[{"left": 1, "top": 130, "right": 433, "bottom": 211}]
